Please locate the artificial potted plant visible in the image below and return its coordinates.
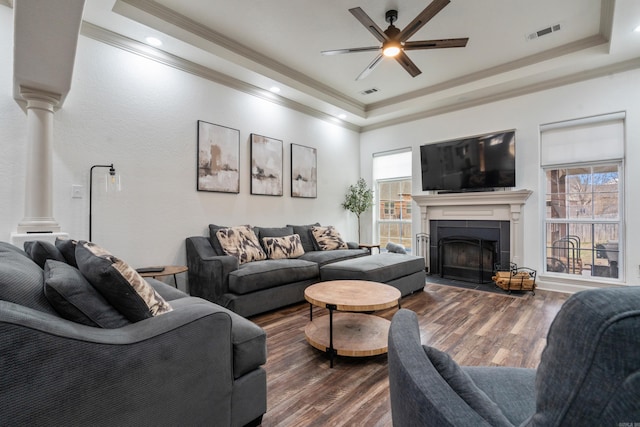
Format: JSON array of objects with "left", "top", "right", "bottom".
[{"left": 341, "top": 178, "right": 374, "bottom": 242}]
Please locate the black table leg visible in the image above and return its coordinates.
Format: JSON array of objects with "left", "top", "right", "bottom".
[{"left": 326, "top": 303, "right": 337, "bottom": 368}]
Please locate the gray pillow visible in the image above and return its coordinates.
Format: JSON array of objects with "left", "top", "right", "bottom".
[
  {"left": 55, "top": 238, "right": 78, "bottom": 268},
  {"left": 44, "top": 260, "right": 130, "bottom": 328},
  {"left": 287, "top": 223, "right": 320, "bottom": 252},
  {"left": 208, "top": 224, "right": 228, "bottom": 256},
  {"left": 386, "top": 242, "right": 407, "bottom": 254},
  {"left": 23, "top": 240, "right": 66, "bottom": 269},
  {"left": 0, "top": 243, "right": 57, "bottom": 315},
  {"left": 256, "top": 226, "right": 294, "bottom": 251},
  {"left": 75, "top": 241, "right": 173, "bottom": 322},
  {"left": 424, "top": 346, "right": 513, "bottom": 427}
]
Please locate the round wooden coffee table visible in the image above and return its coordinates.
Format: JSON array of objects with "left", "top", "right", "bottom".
[{"left": 304, "top": 280, "right": 401, "bottom": 367}]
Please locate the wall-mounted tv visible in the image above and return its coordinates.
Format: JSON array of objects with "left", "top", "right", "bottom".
[{"left": 420, "top": 130, "right": 516, "bottom": 192}]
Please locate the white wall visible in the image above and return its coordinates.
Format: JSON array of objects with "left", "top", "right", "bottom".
[
  {"left": 360, "top": 68, "right": 640, "bottom": 289},
  {"left": 0, "top": 7, "right": 361, "bottom": 286}
]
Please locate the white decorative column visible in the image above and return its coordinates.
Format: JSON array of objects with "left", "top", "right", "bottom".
[
  {"left": 10, "top": 88, "right": 68, "bottom": 246},
  {"left": 10, "top": 0, "right": 84, "bottom": 247},
  {"left": 17, "top": 87, "right": 61, "bottom": 232}
]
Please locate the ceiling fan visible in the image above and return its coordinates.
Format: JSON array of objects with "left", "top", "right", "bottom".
[{"left": 322, "top": 0, "right": 469, "bottom": 80}]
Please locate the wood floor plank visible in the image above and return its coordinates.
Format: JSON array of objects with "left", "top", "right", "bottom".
[{"left": 250, "top": 283, "right": 569, "bottom": 426}]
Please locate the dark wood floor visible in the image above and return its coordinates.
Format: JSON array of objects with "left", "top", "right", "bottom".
[{"left": 250, "top": 283, "right": 569, "bottom": 427}]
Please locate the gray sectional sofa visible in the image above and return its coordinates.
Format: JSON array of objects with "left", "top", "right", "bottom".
[
  {"left": 186, "top": 224, "right": 370, "bottom": 317},
  {"left": 187, "top": 224, "right": 428, "bottom": 318},
  {"left": 0, "top": 241, "right": 266, "bottom": 427}
]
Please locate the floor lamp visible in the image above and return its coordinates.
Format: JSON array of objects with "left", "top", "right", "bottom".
[{"left": 89, "top": 164, "right": 120, "bottom": 241}]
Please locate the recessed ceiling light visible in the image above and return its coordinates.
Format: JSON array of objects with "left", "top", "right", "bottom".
[
  {"left": 338, "top": 114, "right": 347, "bottom": 119},
  {"left": 634, "top": 25, "right": 640, "bottom": 33},
  {"left": 269, "top": 86, "right": 281, "bottom": 93},
  {"left": 145, "top": 37, "right": 162, "bottom": 47}
]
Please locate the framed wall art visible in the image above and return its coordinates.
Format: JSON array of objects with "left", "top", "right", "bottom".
[
  {"left": 291, "top": 143, "right": 317, "bottom": 198},
  {"left": 250, "top": 133, "right": 283, "bottom": 196},
  {"left": 197, "top": 120, "right": 240, "bottom": 193}
]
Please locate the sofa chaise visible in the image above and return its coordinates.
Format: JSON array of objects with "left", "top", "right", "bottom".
[
  {"left": 388, "top": 286, "right": 640, "bottom": 426},
  {"left": 0, "top": 240, "right": 266, "bottom": 427}
]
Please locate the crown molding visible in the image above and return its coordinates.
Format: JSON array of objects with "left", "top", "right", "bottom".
[
  {"left": 80, "top": 22, "right": 362, "bottom": 132},
  {"left": 366, "top": 35, "right": 608, "bottom": 114},
  {"left": 361, "top": 57, "right": 640, "bottom": 132},
  {"left": 114, "top": 0, "right": 365, "bottom": 116},
  {"left": 80, "top": 20, "right": 640, "bottom": 134}
]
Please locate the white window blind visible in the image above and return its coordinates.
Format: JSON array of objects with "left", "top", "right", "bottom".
[
  {"left": 540, "top": 112, "right": 625, "bottom": 166},
  {"left": 373, "top": 148, "right": 412, "bottom": 180}
]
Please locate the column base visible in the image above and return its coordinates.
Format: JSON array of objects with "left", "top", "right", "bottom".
[
  {"left": 16, "top": 219, "right": 61, "bottom": 234},
  {"left": 10, "top": 232, "right": 70, "bottom": 248}
]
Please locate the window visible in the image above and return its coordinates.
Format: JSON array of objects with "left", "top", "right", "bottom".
[
  {"left": 541, "top": 113, "right": 624, "bottom": 281},
  {"left": 378, "top": 179, "right": 413, "bottom": 250},
  {"left": 383, "top": 201, "right": 395, "bottom": 217},
  {"left": 373, "top": 149, "right": 412, "bottom": 253},
  {"left": 545, "top": 164, "right": 621, "bottom": 278}
]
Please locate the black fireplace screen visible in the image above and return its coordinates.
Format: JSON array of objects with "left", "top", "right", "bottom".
[{"left": 438, "top": 236, "right": 497, "bottom": 283}]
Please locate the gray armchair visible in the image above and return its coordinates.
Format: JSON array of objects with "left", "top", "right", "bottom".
[{"left": 388, "top": 286, "right": 640, "bottom": 426}]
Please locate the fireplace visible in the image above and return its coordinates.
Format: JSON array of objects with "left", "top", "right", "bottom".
[
  {"left": 413, "top": 190, "right": 532, "bottom": 276},
  {"left": 431, "top": 220, "right": 507, "bottom": 283},
  {"left": 439, "top": 237, "right": 497, "bottom": 283}
]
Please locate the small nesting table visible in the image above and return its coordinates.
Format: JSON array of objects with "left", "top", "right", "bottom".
[
  {"left": 358, "top": 243, "right": 381, "bottom": 254},
  {"left": 304, "top": 280, "right": 401, "bottom": 367},
  {"left": 138, "top": 265, "right": 188, "bottom": 288}
]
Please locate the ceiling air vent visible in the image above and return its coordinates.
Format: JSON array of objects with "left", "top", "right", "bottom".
[
  {"left": 360, "top": 87, "right": 379, "bottom": 95},
  {"left": 526, "top": 23, "right": 561, "bottom": 41}
]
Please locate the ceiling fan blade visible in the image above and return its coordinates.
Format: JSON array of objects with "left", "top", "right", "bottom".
[
  {"left": 356, "top": 54, "right": 384, "bottom": 81},
  {"left": 349, "top": 7, "right": 388, "bottom": 43},
  {"left": 395, "top": 51, "right": 422, "bottom": 78},
  {"left": 403, "top": 38, "right": 469, "bottom": 50},
  {"left": 398, "top": 0, "right": 450, "bottom": 42},
  {"left": 321, "top": 46, "right": 381, "bottom": 55}
]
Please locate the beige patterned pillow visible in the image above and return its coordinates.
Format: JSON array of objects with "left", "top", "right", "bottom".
[
  {"left": 216, "top": 225, "right": 267, "bottom": 264},
  {"left": 311, "top": 226, "right": 348, "bottom": 251},
  {"left": 262, "top": 234, "right": 305, "bottom": 259},
  {"left": 75, "top": 241, "right": 173, "bottom": 322}
]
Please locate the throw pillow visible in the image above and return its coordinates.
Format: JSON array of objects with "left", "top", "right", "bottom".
[
  {"left": 75, "top": 241, "right": 173, "bottom": 322},
  {"left": 216, "top": 225, "right": 267, "bottom": 264},
  {"left": 311, "top": 226, "right": 348, "bottom": 251},
  {"left": 424, "top": 346, "right": 513, "bottom": 427},
  {"left": 287, "top": 223, "right": 321, "bottom": 252},
  {"left": 262, "top": 234, "right": 305, "bottom": 260},
  {"left": 0, "top": 242, "right": 58, "bottom": 315},
  {"left": 55, "top": 238, "right": 78, "bottom": 267},
  {"left": 386, "top": 242, "right": 407, "bottom": 254},
  {"left": 255, "top": 226, "right": 294, "bottom": 252},
  {"left": 44, "top": 260, "right": 130, "bottom": 328},
  {"left": 23, "top": 240, "right": 67, "bottom": 268},
  {"left": 208, "top": 224, "right": 228, "bottom": 256}
]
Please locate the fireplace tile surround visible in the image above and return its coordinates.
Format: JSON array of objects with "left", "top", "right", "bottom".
[
  {"left": 431, "top": 220, "right": 510, "bottom": 280},
  {"left": 412, "top": 190, "right": 532, "bottom": 274}
]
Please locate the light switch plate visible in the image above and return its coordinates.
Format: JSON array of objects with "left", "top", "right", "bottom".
[{"left": 72, "top": 184, "right": 83, "bottom": 199}]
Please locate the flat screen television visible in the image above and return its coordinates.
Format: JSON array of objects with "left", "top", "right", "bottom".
[{"left": 420, "top": 130, "right": 516, "bottom": 192}]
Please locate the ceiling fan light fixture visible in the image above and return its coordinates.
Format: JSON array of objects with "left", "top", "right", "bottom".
[
  {"left": 326, "top": 3, "right": 468, "bottom": 79},
  {"left": 382, "top": 41, "right": 401, "bottom": 57}
]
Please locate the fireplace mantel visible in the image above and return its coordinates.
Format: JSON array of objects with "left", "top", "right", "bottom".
[{"left": 412, "top": 190, "right": 532, "bottom": 266}]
